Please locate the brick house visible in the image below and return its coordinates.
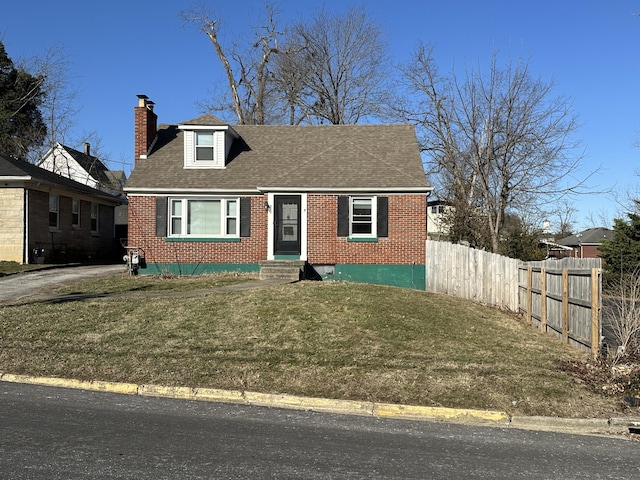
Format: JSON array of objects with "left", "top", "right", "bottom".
[
  {"left": 0, "top": 152, "right": 125, "bottom": 264},
  {"left": 125, "top": 95, "right": 432, "bottom": 289},
  {"left": 554, "top": 227, "right": 613, "bottom": 259},
  {"left": 38, "top": 142, "right": 128, "bottom": 243}
]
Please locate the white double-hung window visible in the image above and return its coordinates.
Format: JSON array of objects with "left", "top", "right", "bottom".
[
  {"left": 195, "top": 132, "right": 214, "bottom": 161},
  {"left": 350, "top": 196, "right": 376, "bottom": 237},
  {"left": 169, "top": 198, "right": 239, "bottom": 237},
  {"left": 183, "top": 129, "right": 223, "bottom": 168}
]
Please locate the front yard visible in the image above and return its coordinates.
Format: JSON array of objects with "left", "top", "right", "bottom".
[{"left": 0, "top": 272, "right": 634, "bottom": 418}]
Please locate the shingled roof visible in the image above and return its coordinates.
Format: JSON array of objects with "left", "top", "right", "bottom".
[
  {"left": 558, "top": 227, "right": 613, "bottom": 246},
  {"left": 55, "top": 143, "right": 126, "bottom": 192},
  {"left": 0, "top": 153, "right": 124, "bottom": 203},
  {"left": 125, "top": 122, "right": 430, "bottom": 193}
]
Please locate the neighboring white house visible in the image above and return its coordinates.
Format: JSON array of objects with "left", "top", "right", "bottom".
[
  {"left": 39, "top": 142, "right": 126, "bottom": 196},
  {"left": 427, "top": 199, "right": 452, "bottom": 239},
  {"left": 39, "top": 142, "right": 128, "bottom": 242}
]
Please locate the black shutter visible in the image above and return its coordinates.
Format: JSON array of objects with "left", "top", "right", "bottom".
[
  {"left": 155, "top": 197, "right": 167, "bottom": 237},
  {"left": 377, "top": 196, "right": 388, "bottom": 237},
  {"left": 240, "top": 197, "right": 251, "bottom": 237},
  {"left": 337, "top": 196, "right": 349, "bottom": 237}
]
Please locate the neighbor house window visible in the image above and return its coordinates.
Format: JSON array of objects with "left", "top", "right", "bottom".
[
  {"left": 71, "top": 198, "right": 80, "bottom": 228},
  {"left": 350, "top": 196, "right": 376, "bottom": 237},
  {"left": 169, "top": 198, "right": 239, "bottom": 237},
  {"left": 90, "top": 203, "right": 99, "bottom": 233},
  {"left": 431, "top": 204, "right": 445, "bottom": 214},
  {"left": 48, "top": 194, "right": 59, "bottom": 229}
]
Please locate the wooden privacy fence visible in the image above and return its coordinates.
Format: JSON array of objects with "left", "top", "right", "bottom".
[
  {"left": 426, "top": 241, "right": 519, "bottom": 310},
  {"left": 426, "top": 242, "right": 602, "bottom": 357},
  {"left": 518, "top": 258, "right": 602, "bottom": 357}
]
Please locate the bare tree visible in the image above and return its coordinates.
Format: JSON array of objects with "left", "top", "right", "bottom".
[
  {"left": 551, "top": 199, "right": 578, "bottom": 238},
  {"left": 183, "top": 3, "right": 390, "bottom": 126},
  {"left": 395, "top": 44, "right": 589, "bottom": 253},
  {"left": 181, "top": 3, "right": 283, "bottom": 125},
  {"left": 603, "top": 267, "right": 640, "bottom": 363},
  {"left": 278, "top": 5, "right": 389, "bottom": 124},
  {"left": 19, "top": 44, "right": 81, "bottom": 163}
]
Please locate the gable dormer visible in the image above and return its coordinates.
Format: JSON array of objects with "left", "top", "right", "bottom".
[{"left": 178, "top": 115, "right": 239, "bottom": 169}]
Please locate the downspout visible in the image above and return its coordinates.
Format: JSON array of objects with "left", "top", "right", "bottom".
[
  {"left": 424, "top": 190, "right": 432, "bottom": 291},
  {"left": 23, "top": 189, "right": 29, "bottom": 264}
]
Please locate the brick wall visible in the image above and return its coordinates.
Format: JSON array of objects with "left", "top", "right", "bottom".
[
  {"left": 28, "top": 189, "right": 117, "bottom": 263},
  {"left": 127, "top": 195, "right": 268, "bottom": 264},
  {"left": 307, "top": 194, "right": 426, "bottom": 265},
  {"left": 129, "top": 194, "right": 426, "bottom": 266},
  {"left": 578, "top": 245, "right": 603, "bottom": 259}
]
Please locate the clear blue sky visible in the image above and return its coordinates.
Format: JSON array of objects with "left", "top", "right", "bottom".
[{"left": 2, "top": 1, "right": 639, "bottom": 231}]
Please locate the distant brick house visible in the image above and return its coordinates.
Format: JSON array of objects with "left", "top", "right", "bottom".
[
  {"left": 0, "top": 152, "right": 125, "bottom": 264},
  {"left": 552, "top": 227, "right": 613, "bottom": 259},
  {"left": 125, "top": 95, "right": 432, "bottom": 289}
]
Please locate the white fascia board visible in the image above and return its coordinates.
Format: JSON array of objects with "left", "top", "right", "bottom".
[
  {"left": 0, "top": 175, "right": 32, "bottom": 182},
  {"left": 177, "top": 124, "right": 240, "bottom": 138}
]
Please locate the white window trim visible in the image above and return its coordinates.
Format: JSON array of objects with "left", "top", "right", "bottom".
[
  {"left": 168, "top": 197, "right": 240, "bottom": 238},
  {"left": 183, "top": 130, "right": 224, "bottom": 169},
  {"left": 266, "top": 193, "right": 308, "bottom": 261},
  {"left": 350, "top": 196, "right": 377, "bottom": 238}
]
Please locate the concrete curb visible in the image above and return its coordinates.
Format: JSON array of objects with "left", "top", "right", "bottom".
[{"left": 2, "top": 372, "right": 638, "bottom": 436}]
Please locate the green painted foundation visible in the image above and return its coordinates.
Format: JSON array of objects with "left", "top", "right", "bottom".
[
  {"left": 320, "top": 264, "right": 426, "bottom": 290},
  {"left": 141, "top": 262, "right": 425, "bottom": 290},
  {"left": 141, "top": 263, "right": 260, "bottom": 276}
]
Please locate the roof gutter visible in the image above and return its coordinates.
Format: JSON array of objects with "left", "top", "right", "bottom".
[
  {"left": 126, "top": 186, "right": 434, "bottom": 195},
  {"left": 256, "top": 186, "right": 433, "bottom": 194}
]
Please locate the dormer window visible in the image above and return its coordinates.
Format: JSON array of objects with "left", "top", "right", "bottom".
[
  {"left": 183, "top": 130, "right": 221, "bottom": 168},
  {"left": 196, "top": 132, "right": 215, "bottom": 161},
  {"left": 179, "top": 121, "right": 239, "bottom": 170}
]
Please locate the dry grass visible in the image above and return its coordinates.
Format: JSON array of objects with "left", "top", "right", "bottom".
[
  {"left": 0, "top": 261, "right": 41, "bottom": 275},
  {"left": 0, "top": 274, "right": 630, "bottom": 417}
]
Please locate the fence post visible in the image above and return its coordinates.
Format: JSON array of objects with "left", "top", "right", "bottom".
[
  {"left": 562, "top": 269, "right": 569, "bottom": 345},
  {"left": 541, "top": 268, "right": 547, "bottom": 333},
  {"left": 527, "top": 267, "right": 533, "bottom": 323},
  {"left": 591, "top": 268, "right": 600, "bottom": 359}
]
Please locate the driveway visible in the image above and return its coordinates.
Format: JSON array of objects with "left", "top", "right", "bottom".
[
  {"left": 0, "top": 265, "right": 293, "bottom": 305},
  {"left": 0, "top": 265, "right": 125, "bottom": 304}
]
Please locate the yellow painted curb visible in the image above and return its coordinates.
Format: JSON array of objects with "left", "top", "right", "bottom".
[
  {"left": 374, "top": 403, "right": 509, "bottom": 424},
  {"left": 194, "top": 387, "right": 245, "bottom": 404},
  {"left": 0, "top": 373, "right": 507, "bottom": 427},
  {"left": 245, "top": 391, "right": 373, "bottom": 416},
  {"left": 138, "top": 384, "right": 195, "bottom": 399},
  {"left": 0, "top": 373, "right": 138, "bottom": 395}
]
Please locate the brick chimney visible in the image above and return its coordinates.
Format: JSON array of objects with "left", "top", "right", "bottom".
[{"left": 134, "top": 94, "right": 157, "bottom": 162}]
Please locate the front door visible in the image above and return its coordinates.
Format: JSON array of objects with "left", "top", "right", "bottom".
[{"left": 274, "top": 195, "right": 301, "bottom": 256}]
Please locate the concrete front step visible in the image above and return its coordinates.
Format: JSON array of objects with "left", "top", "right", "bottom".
[{"left": 258, "top": 260, "right": 305, "bottom": 281}]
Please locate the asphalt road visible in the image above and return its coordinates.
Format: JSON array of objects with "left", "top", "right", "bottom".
[
  {"left": 1, "top": 382, "right": 639, "bottom": 479},
  {"left": 0, "top": 265, "right": 124, "bottom": 304}
]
